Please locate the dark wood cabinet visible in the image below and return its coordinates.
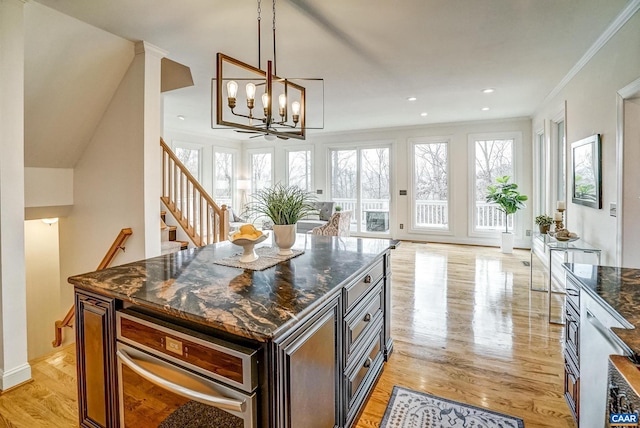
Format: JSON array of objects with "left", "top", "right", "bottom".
[
  {"left": 75, "top": 289, "right": 119, "bottom": 428},
  {"left": 276, "top": 296, "right": 341, "bottom": 428},
  {"left": 564, "top": 276, "right": 580, "bottom": 424}
]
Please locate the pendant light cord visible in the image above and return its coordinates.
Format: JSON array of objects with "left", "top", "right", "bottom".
[
  {"left": 257, "top": 0, "right": 262, "bottom": 69},
  {"left": 272, "top": 0, "right": 277, "bottom": 75}
]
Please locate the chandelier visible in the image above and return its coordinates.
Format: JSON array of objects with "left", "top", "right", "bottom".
[{"left": 212, "top": 0, "right": 322, "bottom": 140}]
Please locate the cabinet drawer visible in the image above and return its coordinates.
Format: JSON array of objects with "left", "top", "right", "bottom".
[
  {"left": 565, "top": 301, "right": 579, "bottom": 364},
  {"left": 345, "top": 322, "right": 384, "bottom": 411},
  {"left": 564, "top": 356, "right": 580, "bottom": 423},
  {"left": 116, "top": 310, "right": 258, "bottom": 393},
  {"left": 566, "top": 277, "right": 580, "bottom": 311},
  {"left": 345, "top": 259, "right": 384, "bottom": 312},
  {"left": 344, "top": 283, "right": 383, "bottom": 361}
]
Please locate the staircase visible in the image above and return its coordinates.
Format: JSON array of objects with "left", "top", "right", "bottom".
[
  {"left": 161, "top": 211, "right": 189, "bottom": 254},
  {"left": 161, "top": 138, "right": 230, "bottom": 247}
]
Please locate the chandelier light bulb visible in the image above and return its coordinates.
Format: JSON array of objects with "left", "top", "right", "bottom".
[
  {"left": 226, "top": 81, "right": 238, "bottom": 109},
  {"left": 261, "top": 93, "right": 270, "bottom": 108},
  {"left": 227, "top": 81, "right": 238, "bottom": 98},
  {"left": 245, "top": 83, "right": 256, "bottom": 109},
  {"left": 291, "top": 101, "right": 300, "bottom": 124},
  {"left": 278, "top": 94, "right": 287, "bottom": 117}
]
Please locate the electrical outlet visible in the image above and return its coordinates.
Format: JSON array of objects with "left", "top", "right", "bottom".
[
  {"left": 526, "top": 229, "right": 531, "bottom": 236},
  {"left": 400, "top": 224, "right": 404, "bottom": 229}
]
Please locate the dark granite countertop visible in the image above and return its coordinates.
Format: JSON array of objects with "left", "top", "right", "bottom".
[
  {"left": 563, "top": 263, "right": 640, "bottom": 357},
  {"left": 68, "top": 234, "right": 397, "bottom": 342}
]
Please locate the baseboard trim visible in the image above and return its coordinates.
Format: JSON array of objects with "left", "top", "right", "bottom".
[{"left": 0, "top": 363, "right": 32, "bottom": 391}]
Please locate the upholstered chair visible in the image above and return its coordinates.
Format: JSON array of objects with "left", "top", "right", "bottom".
[{"left": 311, "top": 211, "right": 352, "bottom": 237}]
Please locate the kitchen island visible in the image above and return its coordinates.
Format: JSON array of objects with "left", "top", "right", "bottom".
[
  {"left": 562, "top": 263, "right": 640, "bottom": 426},
  {"left": 68, "top": 234, "right": 396, "bottom": 428}
]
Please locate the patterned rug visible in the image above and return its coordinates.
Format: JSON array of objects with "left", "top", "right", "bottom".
[{"left": 380, "top": 386, "right": 525, "bottom": 428}]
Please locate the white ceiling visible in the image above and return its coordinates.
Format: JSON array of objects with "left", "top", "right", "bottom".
[{"left": 30, "top": 0, "right": 630, "bottom": 147}]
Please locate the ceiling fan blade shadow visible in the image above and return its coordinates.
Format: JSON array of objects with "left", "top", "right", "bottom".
[{"left": 286, "top": 0, "right": 390, "bottom": 74}]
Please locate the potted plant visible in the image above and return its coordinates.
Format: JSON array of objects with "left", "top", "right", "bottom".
[
  {"left": 535, "top": 214, "right": 553, "bottom": 234},
  {"left": 485, "top": 175, "right": 528, "bottom": 253},
  {"left": 247, "top": 183, "right": 316, "bottom": 255}
]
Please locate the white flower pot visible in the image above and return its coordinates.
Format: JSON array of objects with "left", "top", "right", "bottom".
[
  {"left": 273, "top": 224, "right": 297, "bottom": 256},
  {"left": 500, "top": 232, "right": 514, "bottom": 254}
]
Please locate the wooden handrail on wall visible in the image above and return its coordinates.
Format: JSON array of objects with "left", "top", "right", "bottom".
[
  {"left": 52, "top": 228, "right": 133, "bottom": 347},
  {"left": 160, "top": 138, "right": 229, "bottom": 246}
]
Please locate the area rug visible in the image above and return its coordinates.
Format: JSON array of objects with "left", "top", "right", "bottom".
[{"left": 380, "top": 386, "right": 524, "bottom": 428}]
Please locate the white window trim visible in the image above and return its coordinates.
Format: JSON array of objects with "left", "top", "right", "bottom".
[
  {"left": 408, "top": 136, "right": 453, "bottom": 236},
  {"left": 212, "top": 146, "right": 239, "bottom": 209},
  {"left": 326, "top": 141, "right": 393, "bottom": 237},
  {"left": 171, "top": 140, "right": 204, "bottom": 183},
  {"left": 467, "top": 131, "right": 523, "bottom": 238},
  {"left": 247, "top": 147, "right": 275, "bottom": 193},
  {"left": 284, "top": 144, "right": 314, "bottom": 192}
]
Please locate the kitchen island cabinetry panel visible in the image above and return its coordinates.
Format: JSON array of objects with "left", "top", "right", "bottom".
[
  {"left": 276, "top": 296, "right": 341, "bottom": 428},
  {"left": 75, "top": 290, "right": 119, "bottom": 428}
]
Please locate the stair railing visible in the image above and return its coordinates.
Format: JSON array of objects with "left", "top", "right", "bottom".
[
  {"left": 52, "top": 227, "right": 133, "bottom": 347},
  {"left": 161, "top": 138, "right": 229, "bottom": 246}
]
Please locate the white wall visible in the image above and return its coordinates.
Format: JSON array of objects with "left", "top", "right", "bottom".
[
  {"left": 0, "top": 0, "right": 31, "bottom": 390},
  {"left": 59, "top": 42, "right": 165, "bottom": 321},
  {"left": 532, "top": 11, "right": 640, "bottom": 265},
  {"left": 24, "top": 220, "right": 62, "bottom": 359},
  {"left": 242, "top": 118, "right": 533, "bottom": 248}
]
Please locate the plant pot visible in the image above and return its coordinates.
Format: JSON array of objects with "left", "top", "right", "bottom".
[
  {"left": 273, "top": 224, "right": 297, "bottom": 256},
  {"left": 538, "top": 225, "right": 550, "bottom": 234},
  {"left": 500, "top": 232, "right": 514, "bottom": 254}
]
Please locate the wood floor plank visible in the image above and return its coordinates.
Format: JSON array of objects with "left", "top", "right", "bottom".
[{"left": 0, "top": 242, "right": 574, "bottom": 427}]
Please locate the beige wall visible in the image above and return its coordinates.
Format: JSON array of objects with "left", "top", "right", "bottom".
[
  {"left": 532, "top": 11, "right": 640, "bottom": 265},
  {"left": 24, "top": 220, "right": 62, "bottom": 359},
  {"left": 58, "top": 43, "right": 164, "bottom": 323}
]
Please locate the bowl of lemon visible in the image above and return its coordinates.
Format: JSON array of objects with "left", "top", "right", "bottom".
[{"left": 229, "top": 224, "right": 268, "bottom": 263}]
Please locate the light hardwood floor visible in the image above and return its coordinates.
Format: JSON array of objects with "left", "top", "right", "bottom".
[{"left": 0, "top": 242, "right": 574, "bottom": 427}]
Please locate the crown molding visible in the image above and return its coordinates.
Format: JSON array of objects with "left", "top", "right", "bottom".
[
  {"left": 134, "top": 41, "right": 168, "bottom": 58},
  {"left": 540, "top": 0, "right": 640, "bottom": 108}
]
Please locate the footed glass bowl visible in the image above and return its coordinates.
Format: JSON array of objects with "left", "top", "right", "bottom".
[{"left": 229, "top": 232, "right": 268, "bottom": 263}]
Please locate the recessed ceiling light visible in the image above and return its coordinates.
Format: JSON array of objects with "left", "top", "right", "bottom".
[
  {"left": 481, "top": 107, "right": 490, "bottom": 111},
  {"left": 482, "top": 88, "right": 495, "bottom": 94},
  {"left": 407, "top": 97, "right": 417, "bottom": 101},
  {"left": 177, "top": 115, "right": 185, "bottom": 120},
  {"left": 420, "top": 112, "right": 428, "bottom": 117}
]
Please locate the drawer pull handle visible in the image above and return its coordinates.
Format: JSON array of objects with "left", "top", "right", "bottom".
[
  {"left": 363, "top": 357, "right": 372, "bottom": 369},
  {"left": 364, "top": 275, "right": 372, "bottom": 284},
  {"left": 363, "top": 313, "right": 372, "bottom": 322},
  {"left": 567, "top": 289, "right": 579, "bottom": 297}
]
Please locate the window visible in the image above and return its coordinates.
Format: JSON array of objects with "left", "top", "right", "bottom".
[
  {"left": 412, "top": 139, "right": 449, "bottom": 230},
  {"left": 472, "top": 136, "right": 514, "bottom": 232},
  {"left": 556, "top": 120, "right": 566, "bottom": 201},
  {"left": 330, "top": 145, "right": 391, "bottom": 235},
  {"left": 173, "top": 143, "right": 202, "bottom": 181},
  {"left": 535, "top": 131, "right": 546, "bottom": 218},
  {"left": 214, "top": 151, "right": 234, "bottom": 208},
  {"left": 249, "top": 151, "right": 273, "bottom": 193},
  {"left": 287, "top": 149, "right": 312, "bottom": 192}
]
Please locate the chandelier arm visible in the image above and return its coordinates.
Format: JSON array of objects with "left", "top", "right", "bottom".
[
  {"left": 257, "top": 0, "right": 262, "bottom": 69},
  {"left": 272, "top": 0, "right": 277, "bottom": 76}
]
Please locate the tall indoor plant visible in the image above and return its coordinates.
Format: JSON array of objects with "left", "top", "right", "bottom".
[
  {"left": 247, "top": 183, "right": 316, "bottom": 255},
  {"left": 485, "top": 175, "right": 528, "bottom": 253}
]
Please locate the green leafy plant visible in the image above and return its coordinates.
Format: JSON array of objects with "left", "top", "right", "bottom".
[
  {"left": 247, "top": 183, "right": 317, "bottom": 225},
  {"left": 535, "top": 215, "right": 553, "bottom": 227},
  {"left": 335, "top": 205, "right": 342, "bottom": 212},
  {"left": 485, "top": 175, "right": 528, "bottom": 233}
]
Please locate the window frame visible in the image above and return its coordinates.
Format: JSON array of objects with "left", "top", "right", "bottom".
[
  {"left": 285, "top": 145, "right": 314, "bottom": 192},
  {"left": 212, "top": 146, "right": 239, "bottom": 210},
  {"left": 247, "top": 147, "right": 275, "bottom": 194},
  {"left": 171, "top": 140, "right": 204, "bottom": 183},
  {"left": 467, "top": 131, "right": 523, "bottom": 238},
  {"left": 408, "top": 136, "right": 452, "bottom": 235}
]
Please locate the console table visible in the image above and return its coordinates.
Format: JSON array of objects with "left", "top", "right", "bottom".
[{"left": 530, "top": 234, "right": 601, "bottom": 324}]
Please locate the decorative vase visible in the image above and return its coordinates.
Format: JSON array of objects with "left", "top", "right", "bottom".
[
  {"left": 538, "top": 225, "right": 550, "bottom": 234},
  {"left": 273, "top": 224, "right": 297, "bottom": 256},
  {"left": 500, "top": 232, "right": 514, "bottom": 254}
]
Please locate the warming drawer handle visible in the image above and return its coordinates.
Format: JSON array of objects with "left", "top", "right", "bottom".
[
  {"left": 364, "top": 275, "right": 372, "bottom": 284},
  {"left": 586, "top": 310, "right": 625, "bottom": 353},
  {"left": 116, "top": 349, "right": 246, "bottom": 413}
]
